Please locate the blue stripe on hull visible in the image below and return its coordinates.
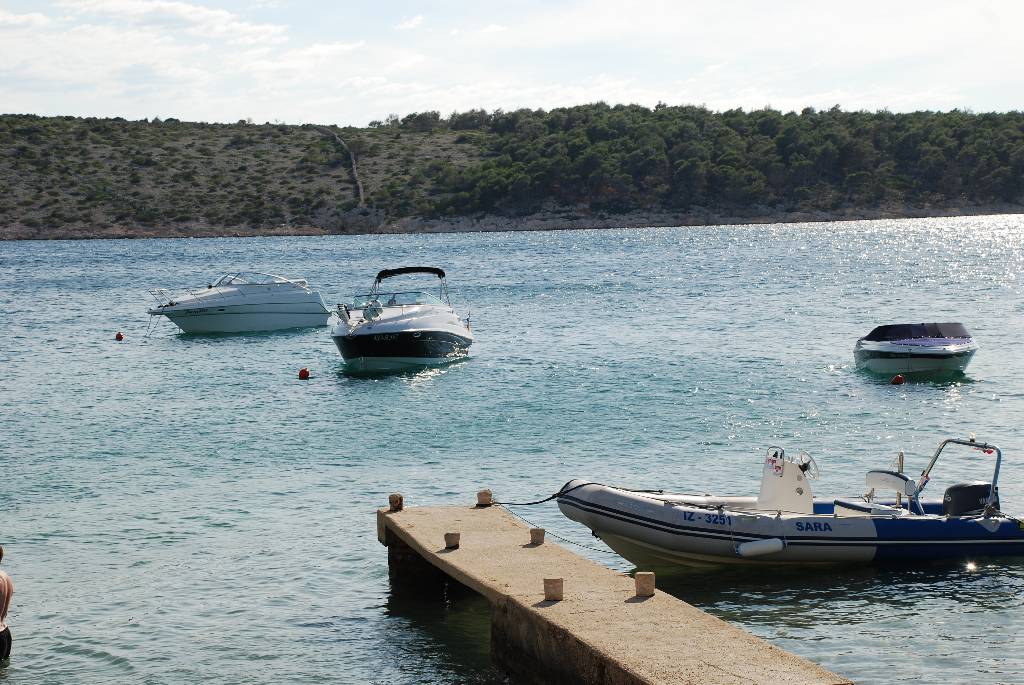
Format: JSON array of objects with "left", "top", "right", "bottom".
[
  {"left": 559, "top": 494, "right": 1024, "bottom": 562},
  {"left": 873, "top": 541, "right": 1024, "bottom": 561}
]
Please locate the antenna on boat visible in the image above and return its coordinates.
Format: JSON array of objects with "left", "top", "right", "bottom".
[{"left": 896, "top": 449, "right": 905, "bottom": 508}]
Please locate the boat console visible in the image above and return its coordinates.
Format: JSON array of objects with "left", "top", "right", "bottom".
[{"left": 755, "top": 447, "right": 818, "bottom": 514}]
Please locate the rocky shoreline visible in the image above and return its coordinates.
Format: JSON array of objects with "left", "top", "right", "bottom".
[{"left": 3, "top": 203, "right": 1022, "bottom": 240}]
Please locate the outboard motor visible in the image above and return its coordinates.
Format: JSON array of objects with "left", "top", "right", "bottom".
[{"left": 942, "top": 481, "right": 998, "bottom": 516}]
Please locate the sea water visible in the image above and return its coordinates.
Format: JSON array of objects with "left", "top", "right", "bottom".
[{"left": 2, "top": 215, "right": 1024, "bottom": 684}]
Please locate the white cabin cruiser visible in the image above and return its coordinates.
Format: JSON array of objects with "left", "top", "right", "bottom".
[
  {"left": 558, "top": 437, "right": 1024, "bottom": 566},
  {"left": 148, "top": 272, "right": 330, "bottom": 333},
  {"left": 331, "top": 267, "right": 473, "bottom": 372},
  {"left": 854, "top": 322, "right": 978, "bottom": 375}
]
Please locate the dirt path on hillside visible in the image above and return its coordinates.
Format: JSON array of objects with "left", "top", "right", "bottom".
[{"left": 314, "top": 126, "right": 366, "bottom": 207}]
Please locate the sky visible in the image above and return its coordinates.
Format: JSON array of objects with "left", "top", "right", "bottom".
[{"left": 1, "top": 0, "right": 1022, "bottom": 126}]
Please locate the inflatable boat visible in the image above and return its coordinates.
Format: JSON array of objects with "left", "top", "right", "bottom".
[{"left": 557, "top": 437, "right": 1024, "bottom": 566}]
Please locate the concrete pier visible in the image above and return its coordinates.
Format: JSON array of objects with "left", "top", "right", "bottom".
[{"left": 378, "top": 502, "right": 851, "bottom": 685}]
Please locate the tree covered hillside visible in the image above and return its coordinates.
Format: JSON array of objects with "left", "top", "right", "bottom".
[
  {"left": 424, "top": 104, "right": 1024, "bottom": 215},
  {"left": 1, "top": 104, "right": 1022, "bottom": 239}
]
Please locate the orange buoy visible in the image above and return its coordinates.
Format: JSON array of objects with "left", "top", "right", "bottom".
[
  {"left": 298, "top": 367, "right": 310, "bottom": 380},
  {"left": 115, "top": 331, "right": 124, "bottom": 341},
  {"left": 890, "top": 374, "right": 905, "bottom": 385}
]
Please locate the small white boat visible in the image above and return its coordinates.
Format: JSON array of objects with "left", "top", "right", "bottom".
[
  {"left": 854, "top": 322, "right": 978, "bottom": 375},
  {"left": 148, "top": 272, "right": 330, "bottom": 333},
  {"left": 558, "top": 437, "right": 1024, "bottom": 566},
  {"left": 331, "top": 267, "right": 473, "bottom": 372}
]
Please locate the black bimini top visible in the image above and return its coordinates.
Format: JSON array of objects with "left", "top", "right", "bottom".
[
  {"left": 862, "top": 322, "right": 971, "bottom": 341},
  {"left": 375, "top": 266, "right": 445, "bottom": 283}
]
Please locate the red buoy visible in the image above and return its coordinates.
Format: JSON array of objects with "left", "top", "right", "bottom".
[
  {"left": 298, "top": 367, "right": 310, "bottom": 380},
  {"left": 890, "top": 374, "right": 905, "bottom": 385},
  {"left": 115, "top": 331, "right": 124, "bottom": 341}
]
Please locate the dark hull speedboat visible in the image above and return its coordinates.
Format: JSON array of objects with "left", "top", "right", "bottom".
[
  {"left": 854, "top": 322, "right": 978, "bottom": 375},
  {"left": 330, "top": 267, "right": 473, "bottom": 372},
  {"left": 558, "top": 437, "right": 1024, "bottom": 566},
  {"left": 334, "top": 329, "right": 473, "bottom": 371}
]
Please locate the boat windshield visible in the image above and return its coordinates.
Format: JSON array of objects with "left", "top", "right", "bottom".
[
  {"left": 353, "top": 291, "right": 443, "bottom": 308},
  {"left": 213, "top": 272, "right": 292, "bottom": 287},
  {"left": 863, "top": 322, "right": 971, "bottom": 341}
]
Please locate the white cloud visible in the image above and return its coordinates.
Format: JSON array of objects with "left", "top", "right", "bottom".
[
  {"left": 58, "top": 0, "right": 288, "bottom": 44},
  {"left": 388, "top": 53, "right": 425, "bottom": 70},
  {"left": 2, "top": 1, "right": 1023, "bottom": 125},
  {"left": 395, "top": 15, "right": 423, "bottom": 30},
  {"left": 239, "top": 41, "right": 365, "bottom": 82},
  {"left": 0, "top": 9, "right": 51, "bottom": 27}
]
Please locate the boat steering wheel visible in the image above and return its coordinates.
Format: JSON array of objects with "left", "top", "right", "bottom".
[{"left": 796, "top": 451, "right": 820, "bottom": 479}]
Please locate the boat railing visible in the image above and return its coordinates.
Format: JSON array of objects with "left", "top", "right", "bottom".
[
  {"left": 916, "top": 437, "right": 1002, "bottom": 509},
  {"left": 353, "top": 291, "right": 447, "bottom": 308},
  {"left": 147, "top": 287, "right": 200, "bottom": 307},
  {"left": 148, "top": 284, "right": 251, "bottom": 307},
  {"left": 368, "top": 275, "right": 453, "bottom": 306}
]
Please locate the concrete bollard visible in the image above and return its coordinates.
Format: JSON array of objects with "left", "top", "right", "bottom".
[
  {"left": 634, "top": 571, "right": 655, "bottom": 597},
  {"left": 529, "top": 528, "right": 545, "bottom": 545},
  {"left": 388, "top": 493, "right": 404, "bottom": 512},
  {"left": 476, "top": 489, "right": 493, "bottom": 507},
  {"left": 543, "top": 577, "right": 564, "bottom": 601},
  {"left": 444, "top": 532, "right": 461, "bottom": 549}
]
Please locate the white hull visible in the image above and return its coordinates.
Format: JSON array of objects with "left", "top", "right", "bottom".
[
  {"left": 855, "top": 353, "right": 975, "bottom": 375},
  {"left": 558, "top": 482, "right": 877, "bottom": 566},
  {"left": 595, "top": 531, "right": 867, "bottom": 567},
  {"left": 161, "top": 306, "right": 330, "bottom": 333},
  {"left": 149, "top": 272, "right": 330, "bottom": 333}
]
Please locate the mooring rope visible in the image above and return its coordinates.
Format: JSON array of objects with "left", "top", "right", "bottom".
[
  {"left": 492, "top": 482, "right": 664, "bottom": 507},
  {"left": 491, "top": 482, "right": 666, "bottom": 555},
  {"left": 496, "top": 504, "right": 612, "bottom": 555}
]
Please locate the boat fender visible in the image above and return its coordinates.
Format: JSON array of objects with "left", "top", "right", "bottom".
[{"left": 735, "top": 537, "right": 785, "bottom": 558}]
